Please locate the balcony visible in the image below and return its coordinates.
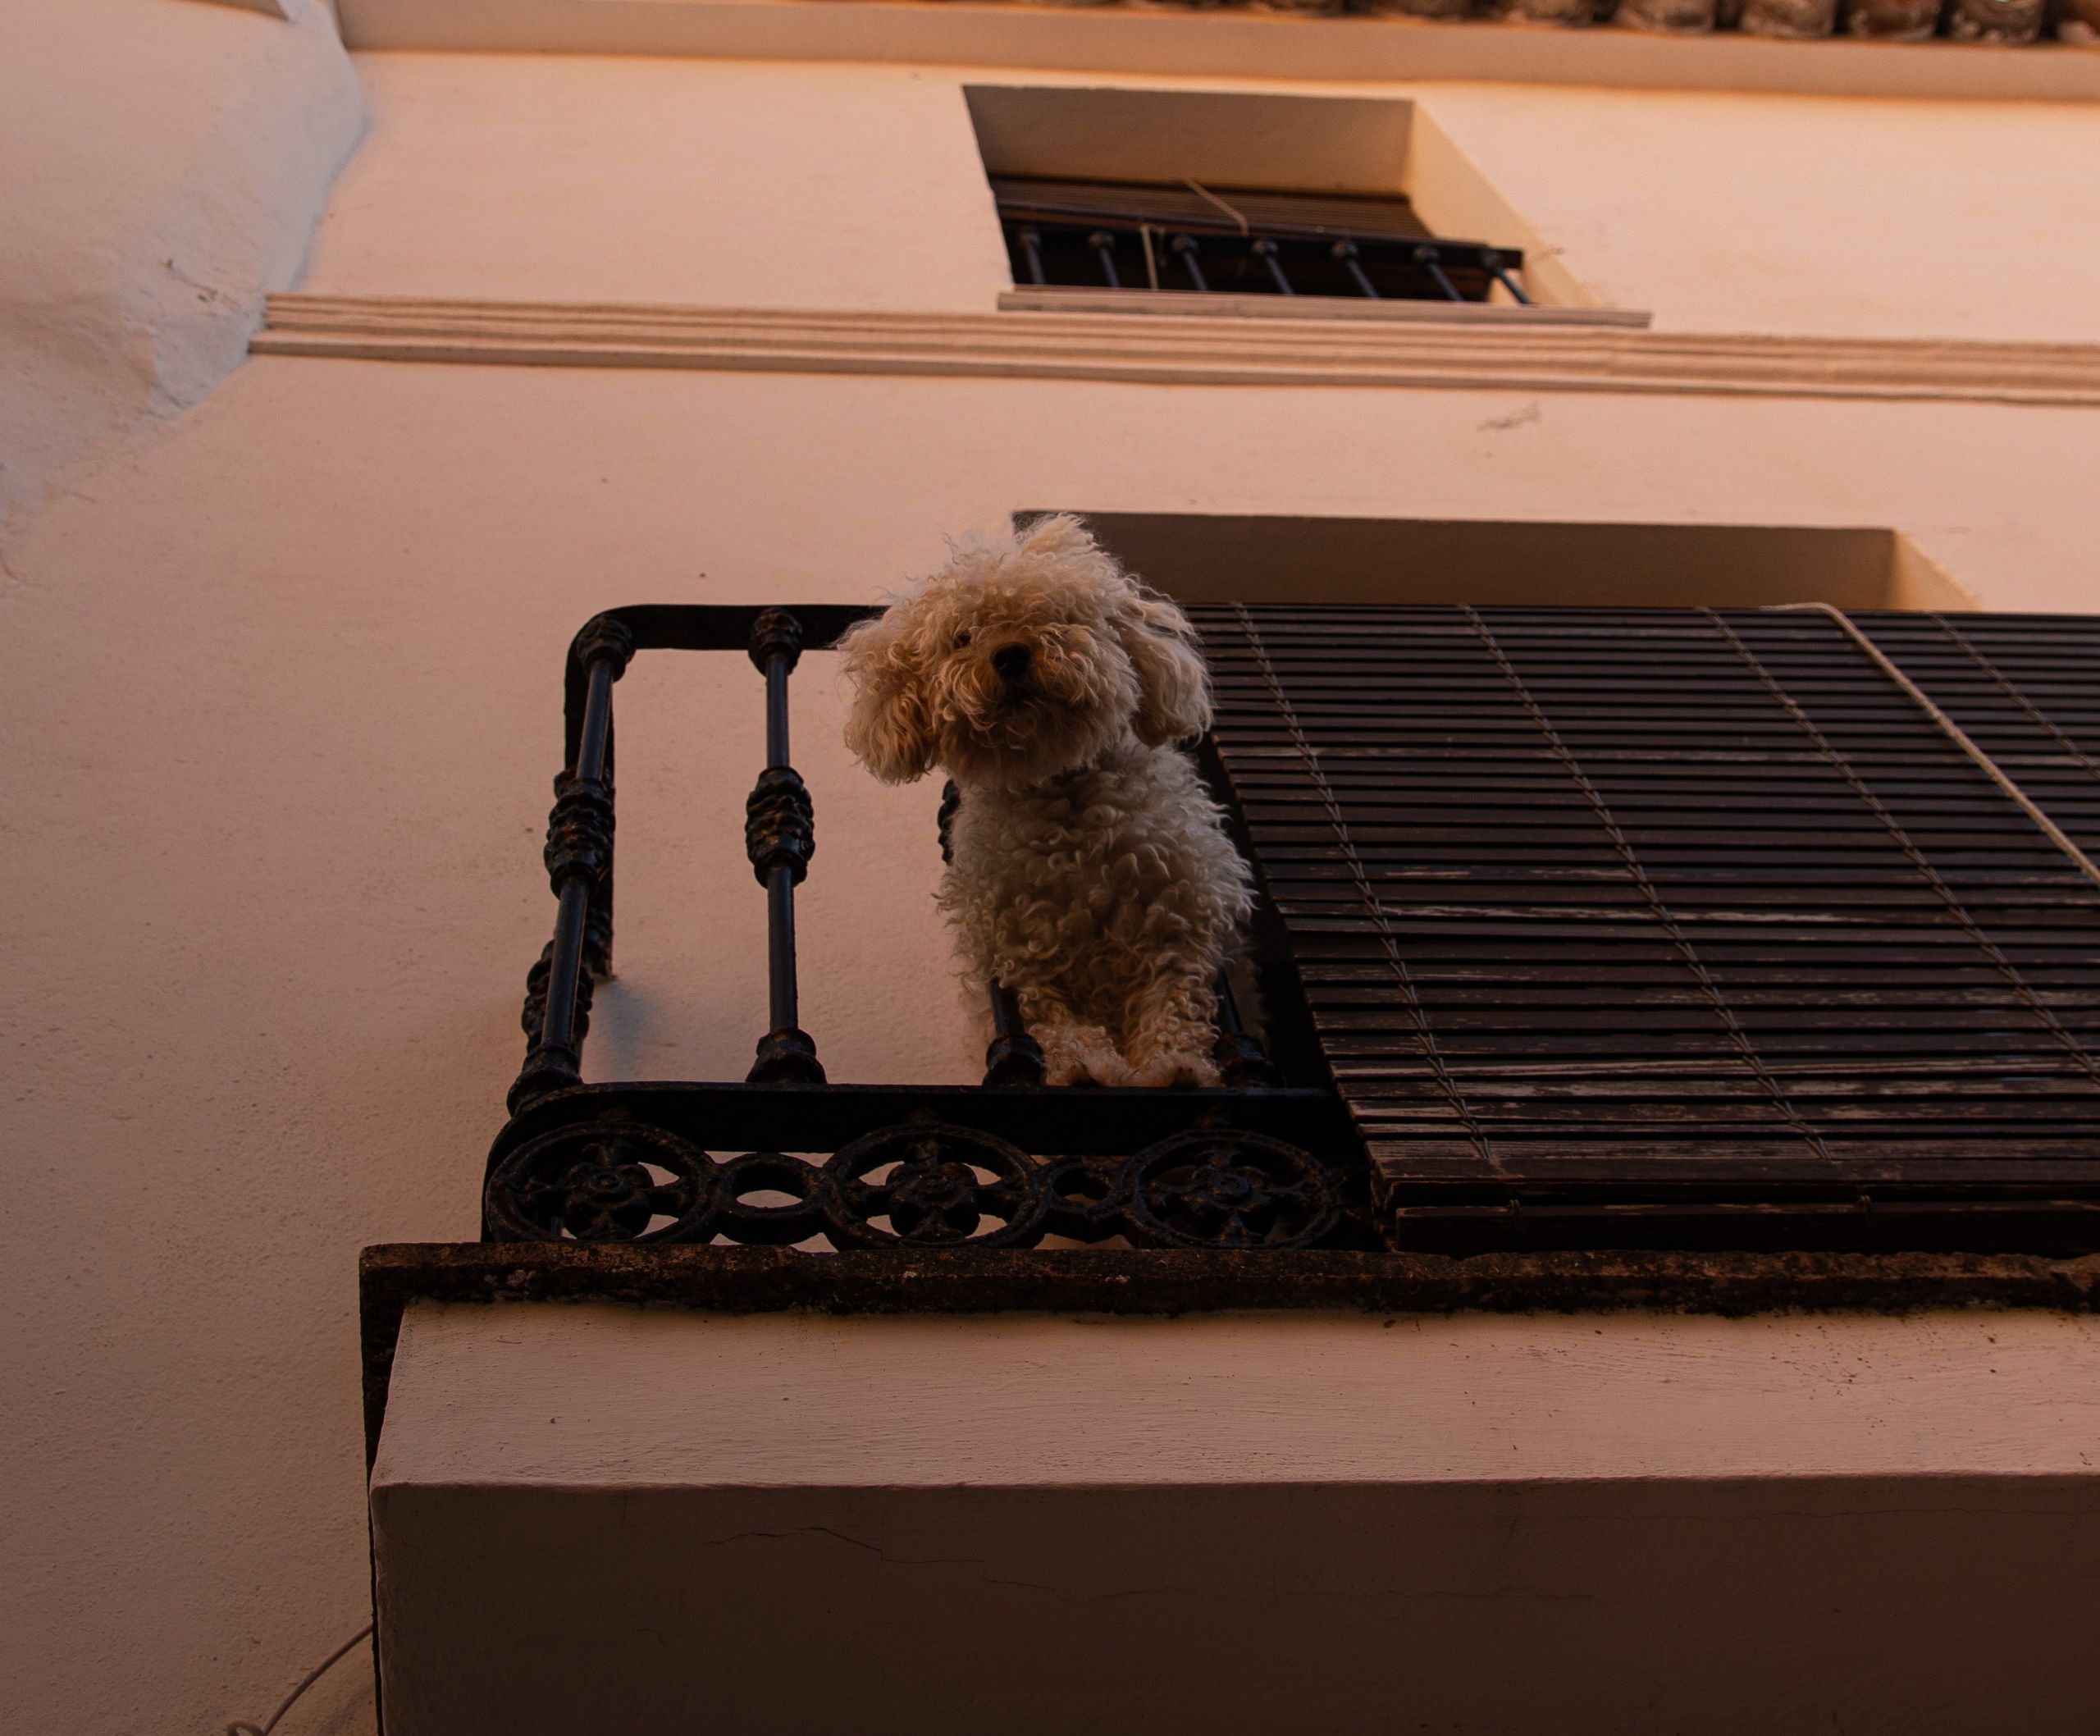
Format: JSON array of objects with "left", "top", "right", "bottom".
[{"left": 360, "top": 598, "right": 2100, "bottom": 1734}]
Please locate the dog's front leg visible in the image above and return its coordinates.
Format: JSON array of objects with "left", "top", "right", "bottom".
[
  {"left": 1124, "top": 963, "right": 1222, "bottom": 1090},
  {"left": 1014, "top": 984, "right": 1132, "bottom": 1088}
]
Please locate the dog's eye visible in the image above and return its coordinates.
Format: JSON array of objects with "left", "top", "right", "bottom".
[{"left": 954, "top": 631, "right": 972, "bottom": 648}]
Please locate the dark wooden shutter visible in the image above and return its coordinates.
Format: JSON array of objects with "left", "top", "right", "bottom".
[
  {"left": 991, "top": 176, "right": 1513, "bottom": 303},
  {"left": 988, "top": 176, "right": 1435, "bottom": 243},
  {"left": 1191, "top": 604, "right": 2100, "bottom": 1254}
]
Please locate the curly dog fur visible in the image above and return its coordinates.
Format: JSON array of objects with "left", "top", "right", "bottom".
[{"left": 839, "top": 515, "right": 1254, "bottom": 1087}]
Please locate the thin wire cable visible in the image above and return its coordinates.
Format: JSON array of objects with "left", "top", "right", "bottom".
[
  {"left": 225, "top": 1624, "right": 373, "bottom": 1736},
  {"left": 1771, "top": 602, "right": 2100, "bottom": 894},
  {"left": 1230, "top": 604, "right": 1493, "bottom": 1163},
  {"left": 1462, "top": 606, "right": 1833, "bottom": 1158},
  {"left": 1708, "top": 610, "right": 2100, "bottom": 1090}
]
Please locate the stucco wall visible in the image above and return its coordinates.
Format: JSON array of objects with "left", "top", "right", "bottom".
[
  {"left": 7, "top": 354, "right": 2100, "bottom": 1733},
  {"left": 7, "top": 25, "right": 2100, "bottom": 1736},
  {"left": 306, "top": 53, "right": 2100, "bottom": 342},
  {"left": 0, "top": 0, "right": 363, "bottom": 537}
]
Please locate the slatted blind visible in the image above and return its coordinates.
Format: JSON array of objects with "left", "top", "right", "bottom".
[
  {"left": 1192, "top": 605, "right": 2100, "bottom": 1253},
  {"left": 988, "top": 176, "right": 1435, "bottom": 241}
]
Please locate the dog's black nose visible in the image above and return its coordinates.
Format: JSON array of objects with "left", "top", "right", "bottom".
[{"left": 990, "top": 642, "right": 1033, "bottom": 682}]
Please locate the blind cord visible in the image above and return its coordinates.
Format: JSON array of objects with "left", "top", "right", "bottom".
[
  {"left": 1182, "top": 179, "right": 1251, "bottom": 235},
  {"left": 1716, "top": 609, "right": 2100, "bottom": 1088},
  {"left": 1772, "top": 602, "right": 2100, "bottom": 894},
  {"left": 225, "top": 1624, "right": 373, "bottom": 1736}
]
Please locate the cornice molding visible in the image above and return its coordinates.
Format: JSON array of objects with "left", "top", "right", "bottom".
[
  {"left": 334, "top": 0, "right": 2100, "bottom": 104},
  {"left": 257, "top": 294, "right": 2100, "bottom": 408}
]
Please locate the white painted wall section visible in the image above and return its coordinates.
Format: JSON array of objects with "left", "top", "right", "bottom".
[{"left": 0, "top": 0, "right": 363, "bottom": 535}]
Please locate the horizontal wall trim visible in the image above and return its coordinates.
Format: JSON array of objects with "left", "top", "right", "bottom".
[
  {"left": 335, "top": 0, "right": 2100, "bottom": 104},
  {"left": 257, "top": 294, "right": 2100, "bottom": 408}
]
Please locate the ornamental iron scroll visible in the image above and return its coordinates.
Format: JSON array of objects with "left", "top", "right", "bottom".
[
  {"left": 484, "top": 1106, "right": 1349, "bottom": 1252},
  {"left": 1121, "top": 1126, "right": 1341, "bottom": 1251},
  {"left": 486, "top": 1118, "right": 719, "bottom": 1245},
  {"left": 817, "top": 1115, "right": 1049, "bottom": 1249}
]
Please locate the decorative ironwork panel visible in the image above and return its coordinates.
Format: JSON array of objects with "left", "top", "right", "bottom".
[{"left": 484, "top": 1085, "right": 1363, "bottom": 1253}]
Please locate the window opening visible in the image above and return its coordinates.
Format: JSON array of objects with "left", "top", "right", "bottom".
[{"left": 995, "top": 175, "right": 1528, "bottom": 304}]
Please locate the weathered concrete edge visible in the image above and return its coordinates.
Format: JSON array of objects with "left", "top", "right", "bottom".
[{"left": 357, "top": 1243, "right": 2100, "bottom": 1465}]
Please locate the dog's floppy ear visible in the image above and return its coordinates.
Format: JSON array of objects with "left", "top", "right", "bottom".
[
  {"left": 1114, "top": 583, "right": 1212, "bottom": 747},
  {"left": 838, "top": 610, "right": 938, "bottom": 783}
]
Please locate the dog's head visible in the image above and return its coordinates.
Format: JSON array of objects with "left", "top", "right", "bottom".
[{"left": 838, "top": 515, "right": 1211, "bottom": 786}]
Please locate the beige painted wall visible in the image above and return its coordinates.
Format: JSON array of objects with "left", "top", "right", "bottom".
[
  {"left": 0, "top": 0, "right": 363, "bottom": 535},
  {"left": 7, "top": 21, "right": 2100, "bottom": 1736},
  {"left": 305, "top": 53, "right": 2100, "bottom": 342},
  {"left": 8, "top": 352, "right": 2100, "bottom": 1732}
]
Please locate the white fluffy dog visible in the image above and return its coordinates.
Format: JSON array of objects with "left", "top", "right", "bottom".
[{"left": 839, "top": 516, "right": 1254, "bottom": 1088}]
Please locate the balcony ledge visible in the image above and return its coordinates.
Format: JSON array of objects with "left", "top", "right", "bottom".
[
  {"left": 367, "top": 1259, "right": 2100, "bottom": 1736},
  {"left": 361, "top": 1240, "right": 2100, "bottom": 1459}
]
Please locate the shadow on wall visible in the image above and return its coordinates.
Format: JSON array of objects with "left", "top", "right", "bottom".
[{"left": 1028, "top": 513, "right": 1974, "bottom": 612}]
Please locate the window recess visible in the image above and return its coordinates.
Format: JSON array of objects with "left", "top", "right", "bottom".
[
  {"left": 995, "top": 175, "right": 1528, "bottom": 305},
  {"left": 1195, "top": 604, "right": 2100, "bottom": 1256}
]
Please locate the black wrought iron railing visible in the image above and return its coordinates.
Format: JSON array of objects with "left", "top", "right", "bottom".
[
  {"left": 486, "top": 606, "right": 1367, "bottom": 1254},
  {"left": 994, "top": 179, "right": 1529, "bottom": 306}
]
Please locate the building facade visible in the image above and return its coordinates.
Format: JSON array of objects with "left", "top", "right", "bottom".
[{"left": 7, "top": 2, "right": 2100, "bottom": 1731}]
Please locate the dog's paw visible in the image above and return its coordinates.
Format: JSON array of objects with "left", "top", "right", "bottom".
[
  {"left": 1045, "top": 1052, "right": 1134, "bottom": 1089},
  {"left": 1127, "top": 1049, "right": 1221, "bottom": 1090},
  {"left": 1039, "top": 1025, "right": 1134, "bottom": 1088}
]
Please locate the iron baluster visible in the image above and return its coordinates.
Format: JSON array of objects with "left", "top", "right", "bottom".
[
  {"left": 1212, "top": 971, "right": 1281, "bottom": 1087},
  {"left": 509, "top": 614, "right": 632, "bottom": 1112},
  {"left": 745, "top": 609, "right": 825, "bottom": 1084},
  {"left": 934, "top": 781, "right": 1048, "bottom": 1087},
  {"left": 1018, "top": 228, "right": 1046, "bottom": 287},
  {"left": 1087, "top": 230, "right": 1121, "bottom": 290},
  {"left": 1171, "top": 234, "right": 1208, "bottom": 293},
  {"left": 1486, "top": 254, "right": 1532, "bottom": 305},
  {"left": 983, "top": 981, "right": 1048, "bottom": 1087},
  {"left": 1251, "top": 237, "right": 1294, "bottom": 297},
  {"left": 1332, "top": 240, "right": 1380, "bottom": 299},
  {"left": 1414, "top": 244, "right": 1463, "bottom": 303}
]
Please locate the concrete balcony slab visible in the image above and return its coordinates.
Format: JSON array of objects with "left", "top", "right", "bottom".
[{"left": 371, "top": 1296, "right": 2100, "bottom": 1734}]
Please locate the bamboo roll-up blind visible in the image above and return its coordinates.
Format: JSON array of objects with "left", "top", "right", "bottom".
[{"left": 1193, "top": 604, "right": 2100, "bottom": 1253}]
